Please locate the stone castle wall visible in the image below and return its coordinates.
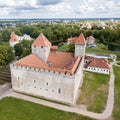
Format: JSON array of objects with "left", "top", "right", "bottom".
[{"left": 10, "top": 57, "right": 83, "bottom": 104}]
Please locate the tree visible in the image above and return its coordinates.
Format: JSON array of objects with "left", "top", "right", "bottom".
[
  {"left": 68, "top": 42, "right": 75, "bottom": 53},
  {"left": 14, "top": 40, "right": 33, "bottom": 58},
  {"left": 0, "top": 44, "right": 15, "bottom": 66}
]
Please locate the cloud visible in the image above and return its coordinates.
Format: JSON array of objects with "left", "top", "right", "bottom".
[
  {"left": 0, "top": 0, "right": 119, "bottom": 18},
  {"left": 38, "top": 0, "right": 62, "bottom": 6},
  {"left": 75, "top": 0, "right": 120, "bottom": 15}
]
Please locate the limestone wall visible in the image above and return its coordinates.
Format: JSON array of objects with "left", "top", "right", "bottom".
[
  {"left": 75, "top": 44, "right": 86, "bottom": 57},
  {"left": 32, "top": 45, "right": 51, "bottom": 62},
  {"left": 10, "top": 64, "right": 76, "bottom": 104}
]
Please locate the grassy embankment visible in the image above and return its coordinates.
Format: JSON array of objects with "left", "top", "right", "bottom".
[
  {"left": 113, "top": 66, "right": 120, "bottom": 120},
  {"left": 77, "top": 71, "right": 109, "bottom": 113}
]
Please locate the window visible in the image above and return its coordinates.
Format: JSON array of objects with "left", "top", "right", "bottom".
[
  {"left": 46, "top": 83, "right": 48, "bottom": 86},
  {"left": 46, "top": 89, "right": 48, "bottom": 91},
  {"left": 41, "top": 46, "right": 43, "bottom": 48},
  {"left": 58, "top": 88, "right": 61, "bottom": 94},
  {"left": 34, "top": 86, "right": 36, "bottom": 88},
  {"left": 34, "top": 80, "right": 36, "bottom": 83},
  {"left": 18, "top": 77, "right": 19, "bottom": 80}
]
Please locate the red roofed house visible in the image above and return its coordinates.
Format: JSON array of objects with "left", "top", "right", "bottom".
[
  {"left": 10, "top": 33, "right": 86, "bottom": 104},
  {"left": 9, "top": 32, "right": 19, "bottom": 47},
  {"left": 86, "top": 36, "right": 95, "bottom": 45},
  {"left": 84, "top": 57, "right": 110, "bottom": 74},
  {"left": 9, "top": 32, "right": 33, "bottom": 47}
]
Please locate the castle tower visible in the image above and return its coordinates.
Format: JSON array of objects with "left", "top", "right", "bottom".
[
  {"left": 75, "top": 33, "right": 86, "bottom": 57},
  {"left": 32, "top": 33, "right": 51, "bottom": 62}
]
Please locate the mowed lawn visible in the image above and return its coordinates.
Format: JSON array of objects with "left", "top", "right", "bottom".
[
  {"left": 113, "top": 66, "right": 120, "bottom": 120},
  {"left": 77, "top": 71, "right": 109, "bottom": 113},
  {"left": 0, "top": 97, "right": 94, "bottom": 120}
]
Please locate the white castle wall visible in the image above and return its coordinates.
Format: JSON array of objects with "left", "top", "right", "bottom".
[
  {"left": 10, "top": 57, "right": 84, "bottom": 104},
  {"left": 75, "top": 44, "right": 86, "bottom": 58},
  {"left": 32, "top": 45, "right": 51, "bottom": 62},
  {"left": 10, "top": 64, "right": 76, "bottom": 104}
]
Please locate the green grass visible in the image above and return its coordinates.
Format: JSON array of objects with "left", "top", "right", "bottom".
[
  {"left": 77, "top": 71, "right": 109, "bottom": 113},
  {"left": 0, "top": 97, "right": 95, "bottom": 120},
  {"left": 108, "top": 58, "right": 113, "bottom": 63},
  {"left": 113, "top": 66, "right": 120, "bottom": 120},
  {"left": 86, "top": 48, "right": 120, "bottom": 61},
  {"left": 58, "top": 44, "right": 69, "bottom": 52},
  {"left": 117, "top": 62, "right": 120, "bottom": 65}
]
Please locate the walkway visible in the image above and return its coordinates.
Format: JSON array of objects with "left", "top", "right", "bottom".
[{"left": 0, "top": 61, "right": 115, "bottom": 120}]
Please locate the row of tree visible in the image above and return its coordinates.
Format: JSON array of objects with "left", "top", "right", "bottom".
[{"left": 0, "top": 23, "right": 120, "bottom": 45}]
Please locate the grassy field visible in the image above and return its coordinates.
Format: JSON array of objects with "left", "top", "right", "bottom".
[
  {"left": 77, "top": 71, "right": 109, "bottom": 113},
  {"left": 0, "top": 97, "right": 95, "bottom": 120},
  {"left": 113, "top": 66, "right": 120, "bottom": 120},
  {"left": 86, "top": 48, "right": 120, "bottom": 61}
]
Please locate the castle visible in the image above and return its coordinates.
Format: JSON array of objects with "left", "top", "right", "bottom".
[{"left": 10, "top": 33, "right": 86, "bottom": 104}]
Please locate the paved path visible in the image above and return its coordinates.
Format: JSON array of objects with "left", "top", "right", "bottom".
[{"left": 0, "top": 61, "right": 116, "bottom": 120}]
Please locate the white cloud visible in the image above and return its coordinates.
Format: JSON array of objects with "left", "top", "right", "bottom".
[{"left": 0, "top": 0, "right": 119, "bottom": 18}]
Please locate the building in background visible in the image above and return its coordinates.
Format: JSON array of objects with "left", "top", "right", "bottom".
[{"left": 9, "top": 32, "right": 33, "bottom": 47}]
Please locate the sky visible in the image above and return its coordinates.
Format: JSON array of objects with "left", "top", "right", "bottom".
[{"left": 0, "top": 0, "right": 120, "bottom": 19}]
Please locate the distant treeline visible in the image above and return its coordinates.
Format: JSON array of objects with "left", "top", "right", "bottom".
[{"left": 0, "top": 23, "right": 120, "bottom": 48}]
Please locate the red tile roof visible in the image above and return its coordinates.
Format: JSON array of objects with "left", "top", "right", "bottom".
[
  {"left": 76, "top": 33, "right": 86, "bottom": 45},
  {"left": 50, "top": 46, "right": 58, "bottom": 51},
  {"left": 47, "top": 52, "right": 74, "bottom": 68},
  {"left": 87, "top": 36, "right": 95, "bottom": 40},
  {"left": 10, "top": 32, "right": 19, "bottom": 42},
  {"left": 15, "top": 52, "right": 81, "bottom": 75},
  {"left": 16, "top": 54, "right": 47, "bottom": 68},
  {"left": 68, "top": 37, "right": 77, "bottom": 43},
  {"left": 32, "top": 33, "right": 51, "bottom": 47},
  {"left": 86, "top": 57, "right": 110, "bottom": 69}
]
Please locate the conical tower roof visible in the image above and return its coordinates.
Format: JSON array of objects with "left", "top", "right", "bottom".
[
  {"left": 75, "top": 33, "right": 86, "bottom": 45},
  {"left": 32, "top": 33, "right": 51, "bottom": 47}
]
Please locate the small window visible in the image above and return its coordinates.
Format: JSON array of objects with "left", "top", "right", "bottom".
[
  {"left": 34, "top": 86, "right": 36, "bottom": 88},
  {"left": 18, "top": 77, "right": 19, "bottom": 80},
  {"left": 58, "top": 88, "right": 61, "bottom": 94},
  {"left": 34, "top": 80, "right": 36, "bottom": 83},
  {"left": 41, "top": 46, "right": 43, "bottom": 48},
  {"left": 46, "top": 83, "right": 48, "bottom": 86},
  {"left": 34, "top": 46, "right": 36, "bottom": 48},
  {"left": 46, "top": 89, "right": 48, "bottom": 91},
  {"left": 52, "top": 90, "right": 54, "bottom": 92}
]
